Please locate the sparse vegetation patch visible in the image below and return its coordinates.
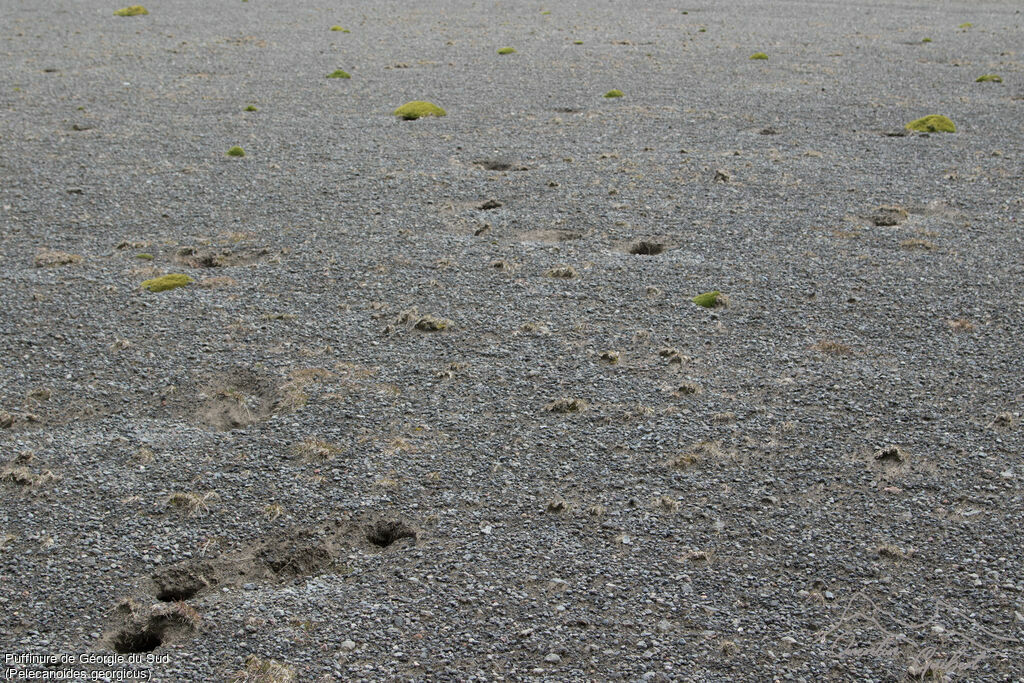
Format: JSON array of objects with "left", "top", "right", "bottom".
[
  {"left": 905, "top": 115, "right": 956, "bottom": 133},
  {"left": 545, "top": 398, "right": 588, "bottom": 413},
  {"left": 34, "top": 250, "right": 82, "bottom": 267},
  {"left": 113, "top": 6, "right": 148, "bottom": 16},
  {"left": 141, "top": 274, "right": 192, "bottom": 292},
  {"left": 692, "top": 290, "right": 725, "bottom": 308},
  {"left": 393, "top": 101, "right": 446, "bottom": 120}
]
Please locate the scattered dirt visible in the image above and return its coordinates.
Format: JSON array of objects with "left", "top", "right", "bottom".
[
  {"left": 519, "top": 229, "right": 584, "bottom": 243},
  {"left": 174, "top": 245, "right": 271, "bottom": 268},
  {"left": 474, "top": 160, "right": 527, "bottom": 172},
  {"left": 868, "top": 205, "right": 909, "bottom": 226},
  {"left": 108, "top": 601, "right": 200, "bottom": 654},
  {"left": 198, "top": 369, "right": 284, "bottom": 431}
]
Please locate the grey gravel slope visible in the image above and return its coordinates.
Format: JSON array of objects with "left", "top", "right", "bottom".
[{"left": 1, "top": 0, "right": 1022, "bottom": 681}]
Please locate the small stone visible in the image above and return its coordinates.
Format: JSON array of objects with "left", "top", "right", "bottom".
[
  {"left": 340, "top": 639, "right": 356, "bottom": 651},
  {"left": 824, "top": 591, "right": 835, "bottom": 600},
  {"left": 544, "top": 653, "right": 561, "bottom": 664},
  {"left": 656, "top": 619, "right": 671, "bottom": 633}
]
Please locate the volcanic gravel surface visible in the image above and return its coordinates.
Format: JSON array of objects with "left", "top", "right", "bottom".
[{"left": 2, "top": 0, "right": 1023, "bottom": 680}]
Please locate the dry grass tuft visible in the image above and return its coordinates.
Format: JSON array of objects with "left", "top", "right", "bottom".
[
  {"left": 198, "top": 276, "right": 237, "bottom": 289},
  {"left": 546, "top": 498, "right": 568, "bottom": 513},
  {"left": 813, "top": 339, "right": 853, "bottom": 355},
  {"left": 414, "top": 315, "right": 451, "bottom": 331},
  {"left": 545, "top": 398, "right": 588, "bottom": 414},
  {"left": 874, "top": 445, "right": 908, "bottom": 465},
  {"left": 166, "top": 491, "right": 219, "bottom": 516},
  {"left": 231, "top": 655, "right": 297, "bottom": 683},
  {"left": 989, "top": 412, "right": 1015, "bottom": 430},
  {"left": 876, "top": 544, "right": 907, "bottom": 561},
  {"left": 654, "top": 495, "right": 679, "bottom": 512},
  {"left": 545, "top": 265, "right": 578, "bottom": 278},
  {"left": 674, "top": 381, "right": 702, "bottom": 396},
  {"left": 900, "top": 238, "right": 936, "bottom": 251},
  {"left": 1, "top": 467, "right": 58, "bottom": 487},
  {"left": 947, "top": 318, "right": 974, "bottom": 332},
  {"left": 34, "top": 250, "right": 83, "bottom": 267},
  {"left": 520, "top": 321, "right": 551, "bottom": 334},
  {"left": 263, "top": 504, "right": 284, "bottom": 522},
  {"left": 668, "top": 441, "right": 725, "bottom": 470},
  {"left": 292, "top": 438, "right": 341, "bottom": 462}
]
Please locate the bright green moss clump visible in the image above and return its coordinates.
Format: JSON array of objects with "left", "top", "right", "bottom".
[
  {"left": 692, "top": 291, "right": 722, "bottom": 308},
  {"left": 604, "top": 89, "right": 624, "bottom": 98},
  {"left": 905, "top": 115, "right": 956, "bottom": 133},
  {"left": 749, "top": 52, "right": 768, "bottom": 60},
  {"left": 497, "top": 47, "right": 516, "bottom": 55},
  {"left": 393, "top": 101, "right": 447, "bottom": 120},
  {"left": 922, "top": 37, "right": 932, "bottom": 43},
  {"left": 226, "top": 146, "right": 246, "bottom": 157},
  {"left": 326, "top": 70, "right": 351, "bottom": 79},
  {"left": 330, "top": 26, "right": 350, "bottom": 32},
  {"left": 958, "top": 22, "right": 972, "bottom": 29},
  {"left": 136, "top": 253, "right": 154, "bottom": 260},
  {"left": 976, "top": 74, "right": 1002, "bottom": 83},
  {"left": 244, "top": 104, "right": 258, "bottom": 111},
  {"left": 141, "top": 274, "right": 192, "bottom": 292},
  {"left": 114, "top": 5, "right": 148, "bottom": 16}
]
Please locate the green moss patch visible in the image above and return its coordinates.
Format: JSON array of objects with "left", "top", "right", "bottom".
[
  {"left": 975, "top": 74, "right": 1002, "bottom": 83},
  {"left": 905, "top": 115, "right": 956, "bottom": 133},
  {"left": 226, "top": 146, "right": 246, "bottom": 157},
  {"left": 141, "top": 274, "right": 193, "bottom": 292},
  {"left": 330, "top": 26, "right": 350, "bottom": 32},
  {"left": 692, "top": 290, "right": 723, "bottom": 308},
  {"left": 573, "top": 40, "right": 584, "bottom": 45},
  {"left": 958, "top": 22, "right": 972, "bottom": 29},
  {"left": 603, "top": 89, "right": 624, "bottom": 98},
  {"left": 497, "top": 47, "right": 516, "bottom": 54},
  {"left": 921, "top": 37, "right": 932, "bottom": 43},
  {"left": 326, "top": 69, "right": 351, "bottom": 79},
  {"left": 244, "top": 104, "right": 258, "bottom": 111},
  {"left": 749, "top": 52, "right": 768, "bottom": 60},
  {"left": 393, "top": 101, "right": 447, "bottom": 120},
  {"left": 136, "top": 253, "right": 154, "bottom": 260},
  {"left": 113, "top": 5, "right": 148, "bottom": 16}
]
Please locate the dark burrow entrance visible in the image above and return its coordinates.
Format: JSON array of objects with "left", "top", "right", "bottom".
[
  {"left": 629, "top": 241, "right": 665, "bottom": 255},
  {"left": 366, "top": 520, "right": 416, "bottom": 548}
]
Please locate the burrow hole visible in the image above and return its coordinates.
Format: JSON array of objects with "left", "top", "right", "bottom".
[
  {"left": 367, "top": 520, "right": 416, "bottom": 548},
  {"left": 629, "top": 241, "right": 666, "bottom": 256}
]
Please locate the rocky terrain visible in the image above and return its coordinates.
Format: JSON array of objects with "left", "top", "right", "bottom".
[{"left": 1, "top": 0, "right": 1022, "bottom": 680}]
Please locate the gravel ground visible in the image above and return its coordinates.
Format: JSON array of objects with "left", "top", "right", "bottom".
[{"left": 1, "top": 0, "right": 1023, "bottom": 680}]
